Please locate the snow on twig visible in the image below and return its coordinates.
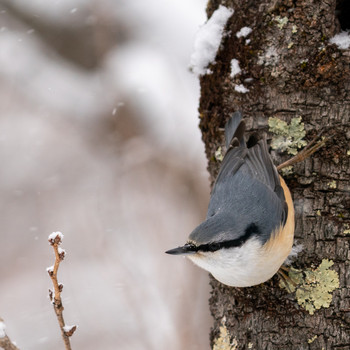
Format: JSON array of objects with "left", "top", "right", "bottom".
[
  {"left": 0, "top": 318, "right": 20, "bottom": 350},
  {"left": 47, "top": 232, "right": 76, "bottom": 350}
]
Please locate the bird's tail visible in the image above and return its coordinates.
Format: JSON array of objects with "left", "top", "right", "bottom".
[{"left": 224, "top": 111, "right": 246, "bottom": 149}]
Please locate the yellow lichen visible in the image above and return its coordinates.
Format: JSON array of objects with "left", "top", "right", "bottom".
[
  {"left": 213, "top": 318, "right": 237, "bottom": 350},
  {"left": 215, "top": 147, "right": 224, "bottom": 162},
  {"left": 344, "top": 224, "right": 350, "bottom": 235},
  {"left": 268, "top": 116, "right": 307, "bottom": 155},
  {"left": 327, "top": 180, "right": 337, "bottom": 189},
  {"left": 280, "top": 259, "right": 339, "bottom": 315},
  {"left": 347, "top": 150, "right": 350, "bottom": 156},
  {"left": 308, "top": 335, "right": 317, "bottom": 344},
  {"left": 316, "top": 210, "right": 321, "bottom": 216}
]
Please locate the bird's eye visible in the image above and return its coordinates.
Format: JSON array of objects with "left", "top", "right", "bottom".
[
  {"left": 185, "top": 243, "right": 197, "bottom": 252},
  {"left": 209, "top": 243, "right": 220, "bottom": 251}
]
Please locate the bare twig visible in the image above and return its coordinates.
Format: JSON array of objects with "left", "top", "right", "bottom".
[
  {"left": 47, "top": 232, "right": 76, "bottom": 350},
  {"left": 277, "top": 130, "right": 333, "bottom": 171},
  {"left": 0, "top": 318, "right": 20, "bottom": 350}
]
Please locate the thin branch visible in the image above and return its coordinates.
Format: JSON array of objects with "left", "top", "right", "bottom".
[
  {"left": 277, "top": 130, "right": 334, "bottom": 171},
  {"left": 0, "top": 318, "right": 20, "bottom": 350},
  {"left": 47, "top": 232, "right": 76, "bottom": 350}
]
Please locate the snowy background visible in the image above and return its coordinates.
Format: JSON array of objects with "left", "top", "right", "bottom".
[{"left": 0, "top": 0, "right": 212, "bottom": 349}]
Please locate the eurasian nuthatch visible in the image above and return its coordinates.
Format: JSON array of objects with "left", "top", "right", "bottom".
[{"left": 166, "top": 111, "right": 295, "bottom": 287}]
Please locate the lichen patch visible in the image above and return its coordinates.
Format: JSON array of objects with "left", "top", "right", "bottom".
[
  {"left": 327, "top": 180, "right": 337, "bottom": 189},
  {"left": 343, "top": 224, "right": 350, "bottom": 235},
  {"left": 308, "top": 335, "right": 318, "bottom": 344},
  {"left": 274, "top": 16, "right": 288, "bottom": 29},
  {"left": 280, "top": 259, "right": 340, "bottom": 315},
  {"left": 215, "top": 146, "right": 224, "bottom": 162},
  {"left": 213, "top": 317, "right": 238, "bottom": 350},
  {"left": 268, "top": 116, "right": 307, "bottom": 155}
]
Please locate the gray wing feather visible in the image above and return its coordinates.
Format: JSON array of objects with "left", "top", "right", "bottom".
[
  {"left": 225, "top": 111, "right": 246, "bottom": 148},
  {"left": 189, "top": 113, "right": 287, "bottom": 245}
]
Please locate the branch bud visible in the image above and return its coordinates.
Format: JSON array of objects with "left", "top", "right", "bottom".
[
  {"left": 58, "top": 247, "right": 66, "bottom": 260},
  {"left": 47, "top": 266, "right": 54, "bottom": 277},
  {"left": 63, "top": 325, "right": 77, "bottom": 337},
  {"left": 48, "top": 231, "right": 64, "bottom": 245}
]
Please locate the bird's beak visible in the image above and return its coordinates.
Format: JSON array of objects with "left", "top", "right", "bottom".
[{"left": 165, "top": 244, "right": 197, "bottom": 255}]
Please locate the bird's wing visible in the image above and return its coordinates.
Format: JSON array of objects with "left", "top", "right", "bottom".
[{"left": 200, "top": 113, "right": 288, "bottom": 245}]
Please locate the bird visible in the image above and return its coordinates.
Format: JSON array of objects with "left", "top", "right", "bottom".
[{"left": 166, "top": 111, "right": 295, "bottom": 287}]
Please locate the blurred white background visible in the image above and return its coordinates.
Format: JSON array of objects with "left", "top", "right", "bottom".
[{"left": 0, "top": 0, "right": 212, "bottom": 349}]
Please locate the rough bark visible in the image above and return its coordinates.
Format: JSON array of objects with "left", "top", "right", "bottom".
[{"left": 199, "top": 0, "right": 350, "bottom": 349}]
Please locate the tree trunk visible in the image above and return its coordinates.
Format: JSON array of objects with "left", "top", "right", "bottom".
[{"left": 198, "top": 0, "right": 350, "bottom": 349}]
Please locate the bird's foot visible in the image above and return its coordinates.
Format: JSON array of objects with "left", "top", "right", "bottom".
[{"left": 278, "top": 265, "right": 298, "bottom": 293}]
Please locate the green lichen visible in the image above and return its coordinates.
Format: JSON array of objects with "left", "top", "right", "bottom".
[
  {"left": 215, "top": 147, "right": 224, "bottom": 162},
  {"left": 281, "top": 165, "right": 293, "bottom": 176},
  {"left": 292, "top": 25, "right": 298, "bottom": 34},
  {"left": 268, "top": 116, "right": 307, "bottom": 155},
  {"left": 213, "top": 318, "right": 238, "bottom": 350},
  {"left": 280, "top": 259, "right": 339, "bottom": 315},
  {"left": 275, "top": 16, "right": 288, "bottom": 29},
  {"left": 347, "top": 150, "right": 350, "bottom": 156}
]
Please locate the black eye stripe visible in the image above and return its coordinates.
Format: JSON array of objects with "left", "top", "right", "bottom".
[{"left": 195, "top": 223, "right": 260, "bottom": 253}]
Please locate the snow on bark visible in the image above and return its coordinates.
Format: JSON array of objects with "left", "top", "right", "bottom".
[{"left": 190, "top": 6, "right": 233, "bottom": 76}]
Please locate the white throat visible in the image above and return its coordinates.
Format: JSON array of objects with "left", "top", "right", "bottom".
[{"left": 187, "top": 237, "right": 287, "bottom": 287}]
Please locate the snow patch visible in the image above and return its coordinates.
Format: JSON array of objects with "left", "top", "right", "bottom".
[
  {"left": 190, "top": 5, "right": 234, "bottom": 76},
  {"left": 330, "top": 31, "right": 350, "bottom": 50},
  {"left": 230, "top": 59, "right": 241, "bottom": 78},
  {"left": 234, "top": 84, "right": 249, "bottom": 93},
  {"left": 236, "top": 26, "right": 252, "bottom": 38},
  {"left": 48, "top": 231, "right": 64, "bottom": 241},
  {"left": 63, "top": 324, "right": 77, "bottom": 333},
  {"left": 0, "top": 321, "right": 6, "bottom": 338}
]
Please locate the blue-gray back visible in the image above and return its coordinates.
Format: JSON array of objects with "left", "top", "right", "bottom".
[{"left": 189, "top": 112, "right": 287, "bottom": 246}]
